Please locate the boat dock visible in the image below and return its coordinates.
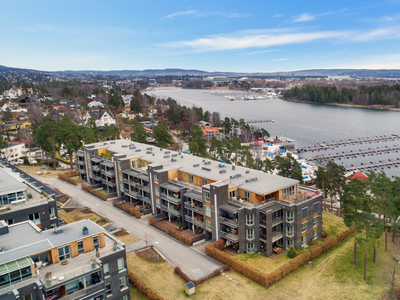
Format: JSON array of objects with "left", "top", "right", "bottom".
[
  {"left": 297, "top": 135, "right": 398, "bottom": 152},
  {"left": 308, "top": 146, "right": 400, "bottom": 161},
  {"left": 347, "top": 160, "right": 399, "bottom": 172}
]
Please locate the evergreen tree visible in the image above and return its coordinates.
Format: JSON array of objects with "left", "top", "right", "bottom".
[{"left": 131, "top": 122, "right": 148, "bottom": 144}]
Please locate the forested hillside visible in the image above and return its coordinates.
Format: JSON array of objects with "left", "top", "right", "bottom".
[{"left": 283, "top": 85, "right": 400, "bottom": 107}]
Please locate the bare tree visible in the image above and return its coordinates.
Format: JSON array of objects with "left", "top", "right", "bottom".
[
  {"left": 211, "top": 112, "right": 221, "bottom": 127},
  {"left": 143, "top": 232, "right": 153, "bottom": 246},
  {"left": 29, "top": 103, "right": 43, "bottom": 128}
]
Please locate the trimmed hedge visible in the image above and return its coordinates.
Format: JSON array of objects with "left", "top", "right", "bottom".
[
  {"left": 174, "top": 266, "right": 221, "bottom": 286},
  {"left": 58, "top": 171, "right": 80, "bottom": 186},
  {"left": 82, "top": 183, "right": 108, "bottom": 201},
  {"left": 128, "top": 270, "right": 165, "bottom": 300},
  {"left": 205, "top": 228, "right": 352, "bottom": 287},
  {"left": 113, "top": 200, "right": 142, "bottom": 218},
  {"left": 149, "top": 217, "right": 193, "bottom": 246}
]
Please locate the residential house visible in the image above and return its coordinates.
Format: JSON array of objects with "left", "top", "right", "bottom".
[
  {"left": 84, "top": 109, "right": 116, "bottom": 128},
  {"left": 1, "top": 143, "right": 27, "bottom": 163}
]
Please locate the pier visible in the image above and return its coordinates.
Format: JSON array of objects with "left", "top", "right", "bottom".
[{"left": 297, "top": 134, "right": 399, "bottom": 152}]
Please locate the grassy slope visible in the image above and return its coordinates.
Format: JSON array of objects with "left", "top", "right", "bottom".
[
  {"left": 234, "top": 211, "right": 348, "bottom": 273},
  {"left": 127, "top": 212, "right": 394, "bottom": 300}
]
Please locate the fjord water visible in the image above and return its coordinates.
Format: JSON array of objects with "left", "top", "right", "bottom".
[{"left": 150, "top": 88, "right": 400, "bottom": 148}]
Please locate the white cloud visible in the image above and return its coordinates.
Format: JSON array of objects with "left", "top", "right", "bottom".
[
  {"left": 243, "top": 49, "right": 281, "bottom": 55},
  {"left": 165, "top": 10, "right": 198, "bottom": 19},
  {"left": 161, "top": 26, "right": 400, "bottom": 52},
  {"left": 293, "top": 13, "right": 315, "bottom": 22},
  {"left": 272, "top": 58, "right": 288, "bottom": 61},
  {"left": 163, "top": 10, "right": 250, "bottom": 20},
  {"left": 163, "top": 30, "right": 347, "bottom": 51}
]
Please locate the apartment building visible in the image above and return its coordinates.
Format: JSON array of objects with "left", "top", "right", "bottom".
[
  {"left": 0, "top": 219, "right": 129, "bottom": 300},
  {"left": 0, "top": 167, "right": 58, "bottom": 229},
  {"left": 78, "top": 140, "right": 323, "bottom": 257}
]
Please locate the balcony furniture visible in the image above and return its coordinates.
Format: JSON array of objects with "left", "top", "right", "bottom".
[{"left": 273, "top": 246, "right": 282, "bottom": 254}]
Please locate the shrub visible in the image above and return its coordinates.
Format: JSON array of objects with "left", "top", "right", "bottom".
[
  {"left": 287, "top": 246, "right": 297, "bottom": 258},
  {"left": 174, "top": 266, "right": 221, "bottom": 285},
  {"left": 128, "top": 270, "right": 165, "bottom": 300},
  {"left": 321, "top": 231, "right": 328, "bottom": 239},
  {"left": 113, "top": 200, "right": 142, "bottom": 218}
]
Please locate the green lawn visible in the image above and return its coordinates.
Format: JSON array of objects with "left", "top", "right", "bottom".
[
  {"left": 233, "top": 211, "right": 347, "bottom": 272},
  {"left": 126, "top": 212, "right": 395, "bottom": 300}
]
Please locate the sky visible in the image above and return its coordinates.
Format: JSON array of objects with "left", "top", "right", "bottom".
[{"left": 2, "top": 0, "right": 400, "bottom": 72}]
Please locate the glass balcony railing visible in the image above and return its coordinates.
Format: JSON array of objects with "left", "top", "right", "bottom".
[{"left": 219, "top": 216, "right": 238, "bottom": 227}]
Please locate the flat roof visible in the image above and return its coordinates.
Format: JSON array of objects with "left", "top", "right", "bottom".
[
  {"left": 0, "top": 219, "right": 104, "bottom": 265},
  {"left": 0, "top": 168, "right": 27, "bottom": 195},
  {"left": 85, "top": 140, "right": 299, "bottom": 196}
]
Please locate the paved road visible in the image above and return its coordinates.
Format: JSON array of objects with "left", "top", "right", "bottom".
[{"left": 38, "top": 177, "right": 222, "bottom": 280}]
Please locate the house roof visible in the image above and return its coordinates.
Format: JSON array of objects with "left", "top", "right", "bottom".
[
  {"left": 88, "top": 109, "right": 114, "bottom": 120},
  {"left": 348, "top": 171, "right": 368, "bottom": 182}
]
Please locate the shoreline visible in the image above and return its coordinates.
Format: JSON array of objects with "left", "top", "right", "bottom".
[{"left": 283, "top": 98, "right": 400, "bottom": 112}]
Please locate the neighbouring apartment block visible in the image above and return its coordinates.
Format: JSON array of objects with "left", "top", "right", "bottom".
[
  {"left": 0, "top": 167, "right": 58, "bottom": 229},
  {"left": 0, "top": 219, "right": 129, "bottom": 300},
  {"left": 77, "top": 140, "right": 323, "bottom": 256}
]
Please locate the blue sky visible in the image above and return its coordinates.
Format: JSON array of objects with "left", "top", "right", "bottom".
[{"left": 2, "top": 0, "right": 400, "bottom": 72}]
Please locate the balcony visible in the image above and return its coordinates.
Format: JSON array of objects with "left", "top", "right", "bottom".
[
  {"left": 103, "top": 180, "right": 116, "bottom": 187},
  {"left": 78, "top": 168, "right": 86, "bottom": 174},
  {"left": 185, "top": 215, "right": 204, "bottom": 227},
  {"left": 219, "top": 216, "right": 238, "bottom": 227},
  {"left": 91, "top": 165, "right": 100, "bottom": 172},
  {"left": 77, "top": 160, "right": 85, "bottom": 166},
  {"left": 135, "top": 193, "right": 151, "bottom": 204},
  {"left": 272, "top": 231, "right": 283, "bottom": 242},
  {"left": 259, "top": 219, "right": 267, "bottom": 227},
  {"left": 184, "top": 202, "right": 204, "bottom": 214},
  {"left": 260, "top": 233, "right": 267, "bottom": 242},
  {"left": 122, "top": 178, "right": 130, "bottom": 184},
  {"left": 220, "top": 230, "right": 239, "bottom": 242},
  {"left": 104, "top": 170, "right": 115, "bottom": 177},
  {"left": 91, "top": 174, "right": 102, "bottom": 181},
  {"left": 272, "top": 217, "right": 283, "bottom": 227},
  {"left": 166, "top": 194, "right": 181, "bottom": 204}
]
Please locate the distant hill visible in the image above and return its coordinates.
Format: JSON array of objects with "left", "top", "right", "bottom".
[{"left": 1, "top": 64, "right": 400, "bottom": 78}]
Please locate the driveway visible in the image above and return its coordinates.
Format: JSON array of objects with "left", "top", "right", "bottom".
[{"left": 37, "top": 177, "right": 222, "bottom": 280}]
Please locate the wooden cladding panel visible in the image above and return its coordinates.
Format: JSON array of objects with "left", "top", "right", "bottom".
[
  {"left": 83, "top": 236, "right": 94, "bottom": 252},
  {"left": 70, "top": 242, "right": 78, "bottom": 258},
  {"left": 99, "top": 233, "right": 106, "bottom": 248}
]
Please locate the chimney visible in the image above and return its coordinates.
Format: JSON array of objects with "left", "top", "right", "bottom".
[{"left": 82, "top": 226, "right": 89, "bottom": 235}]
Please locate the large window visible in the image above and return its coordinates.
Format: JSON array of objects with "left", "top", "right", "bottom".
[
  {"left": 204, "top": 191, "right": 210, "bottom": 202},
  {"left": 77, "top": 241, "right": 84, "bottom": 254},
  {"left": 286, "top": 211, "right": 294, "bottom": 223},
  {"left": 103, "top": 263, "right": 110, "bottom": 278},
  {"left": 206, "top": 219, "right": 212, "bottom": 230},
  {"left": 286, "top": 239, "right": 294, "bottom": 249},
  {"left": 154, "top": 174, "right": 158, "bottom": 183},
  {"left": 118, "top": 258, "right": 125, "bottom": 271},
  {"left": 105, "top": 282, "right": 112, "bottom": 296},
  {"left": 189, "top": 174, "right": 193, "bottom": 184},
  {"left": 313, "top": 202, "right": 319, "bottom": 214},
  {"left": 301, "top": 235, "right": 307, "bottom": 247},
  {"left": 246, "top": 214, "right": 254, "bottom": 226},
  {"left": 301, "top": 222, "right": 307, "bottom": 233},
  {"left": 28, "top": 212, "right": 40, "bottom": 225},
  {"left": 244, "top": 191, "right": 250, "bottom": 202},
  {"left": 302, "top": 208, "right": 308, "bottom": 219},
  {"left": 93, "top": 236, "right": 99, "bottom": 248},
  {"left": 286, "top": 226, "right": 294, "bottom": 237},
  {"left": 282, "top": 185, "right": 296, "bottom": 196},
  {"left": 204, "top": 205, "right": 211, "bottom": 217},
  {"left": 155, "top": 187, "right": 159, "bottom": 196},
  {"left": 229, "top": 189, "right": 238, "bottom": 200},
  {"left": 313, "top": 217, "right": 318, "bottom": 226},
  {"left": 313, "top": 229, "right": 318, "bottom": 239},
  {"left": 246, "top": 229, "right": 254, "bottom": 240},
  {"left": 49, "top": 207, "right": 56, "bottom": 219},
  {"left": 246, "top": 243, "right": 255, "bottom": 253},
  {"left": 58, "top": 245, "right": 71, "bottom": 261},
  {"left": 202, "top": 178, "right": 207, "bottom": 186},
  {"left": 119, "top": 276, "right": 127, "bottom": 290},
  {"left": 23, "top": 294, "right": 33, "bottom": 300}
]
